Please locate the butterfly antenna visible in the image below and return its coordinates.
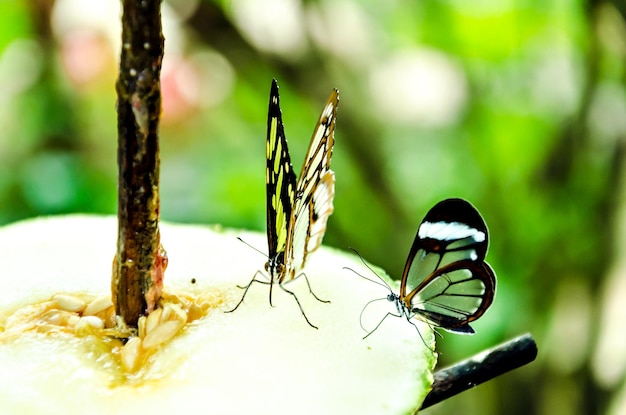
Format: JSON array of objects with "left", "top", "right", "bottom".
[
  {"left": 344, "top": 248, "right": 392, "bottom": 291},
  {"left": 343, "top": 266, "right": 390, "bottom": 290},
  {"left": 237, "top": 237, "right": 269, "bottom": 259}
]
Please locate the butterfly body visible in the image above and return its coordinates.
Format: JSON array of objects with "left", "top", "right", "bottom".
[
  {"left": 356, "top": 198, "right": 496, "bottom": 338},
  {"left": 228, "top": 80, "right": 338, "bottom": 328}
]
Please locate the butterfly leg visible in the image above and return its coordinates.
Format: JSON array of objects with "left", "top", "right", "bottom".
[
  {"left": 358, "top": 297, "right": 393, "bottom": 332},
  {"left": 362, "top": 311, "right": 402, "bottom": 339},
  {"left": 291, "top": 271, "right": 330, "bottom": 304},
  {"left": 405, "top": 317, "right": 437, "bottom": 352},
  {"left": 225, "top": 271, "right": 271, "bottom": 313},
  {"left": 278, "top": 283, "right": 319, "bottom": 330}
]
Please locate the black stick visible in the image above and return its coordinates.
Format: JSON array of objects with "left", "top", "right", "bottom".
[
  {"left": 113, "top": 0, "right": 166, "bottom": 328},
  {"left": 420, "top": 333, "right": 537, "bottom": 410}
]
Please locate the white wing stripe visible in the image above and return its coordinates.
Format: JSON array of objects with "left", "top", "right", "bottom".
[{"left": 418, "top": 221, "right": 485, "bottom": 243}]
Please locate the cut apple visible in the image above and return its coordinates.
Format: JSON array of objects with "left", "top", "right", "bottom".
[{"left": 0, "top": 215, "right": 435, "bottom": 414}]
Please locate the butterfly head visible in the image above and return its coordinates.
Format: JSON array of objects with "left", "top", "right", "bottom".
[
  {"left": 386, "top": 292, "right": 412, "bottom": 318},
  {"left": 265, "top": 253, "right": 287, "bottom": 282}
]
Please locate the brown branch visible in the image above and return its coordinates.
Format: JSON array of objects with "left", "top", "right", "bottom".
[
  {"left": 112, "top": 0, "right": 166, "bottom": 328},
  {"left": 420, "top": 333, "right": 538, "bottom": 410}
]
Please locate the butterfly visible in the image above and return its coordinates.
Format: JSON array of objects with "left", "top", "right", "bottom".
[
  {"left": 227, "top": 79, "right": 339, "bottom": 329},
  {"left": 349, "top": 198, "right": 496, "bottom": 340}
]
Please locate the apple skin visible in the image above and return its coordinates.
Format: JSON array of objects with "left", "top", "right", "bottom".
[{"left": 0, "top": 215, "right": 435, "bottom": 414}]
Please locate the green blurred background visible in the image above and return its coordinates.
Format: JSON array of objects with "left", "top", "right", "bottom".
[{"left": 1, "top": 0, "right": 626, "bottom": 413}]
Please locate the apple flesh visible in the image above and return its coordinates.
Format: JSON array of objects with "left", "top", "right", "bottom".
[{"left": 0, "top": 215, "right": 435, "bottom": 414}]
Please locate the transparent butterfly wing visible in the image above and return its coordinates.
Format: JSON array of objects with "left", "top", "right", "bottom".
[
  {"left": 407, "top": 260, "right": 496, "bottom": 333},
  {"left": 285, "top": 89, "right": 339, "bottom": 280},
  {"left": 266, "top": 80, "right": 297, "bottom": 266},
  {"left": 401, "top": 198, "right": 496, "bottom": 333}
]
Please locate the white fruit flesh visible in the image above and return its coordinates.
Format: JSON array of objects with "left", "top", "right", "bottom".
[{"left": 0, "top": 215, "right": 435, "bottom": 414}]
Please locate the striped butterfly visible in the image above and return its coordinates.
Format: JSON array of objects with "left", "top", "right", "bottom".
[
  {"left": 350, "top": 198, "right": 496, "bottom": 339},
  {"left": 228, "top": 79, "right": 339, "bottom": 329}
]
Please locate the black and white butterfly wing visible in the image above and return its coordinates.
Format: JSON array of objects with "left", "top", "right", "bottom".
[
  {"left": 401, "top": 198, "right": 496, "bottom": 333},
  {"left": 266, "top": 80, "right": 297, "bottom": 271},
  {"left": 286, "top": 89, "right": 339, "bottom": 279}
]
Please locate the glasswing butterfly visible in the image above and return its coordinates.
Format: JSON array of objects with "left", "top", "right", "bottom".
[
  {"left": 349, "top": 198, "right": 496, "bottom": 340},
  {"left": 227, "top": 80, "right": 339, "bottom": 329}
]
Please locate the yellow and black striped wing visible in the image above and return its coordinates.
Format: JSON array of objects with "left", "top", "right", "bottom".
[
  {"left": 286, "top": 89, "right": 339, "bottom": 278},
  {"left": 266, "top": 80, "right": 297, "bottom": 265}
]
